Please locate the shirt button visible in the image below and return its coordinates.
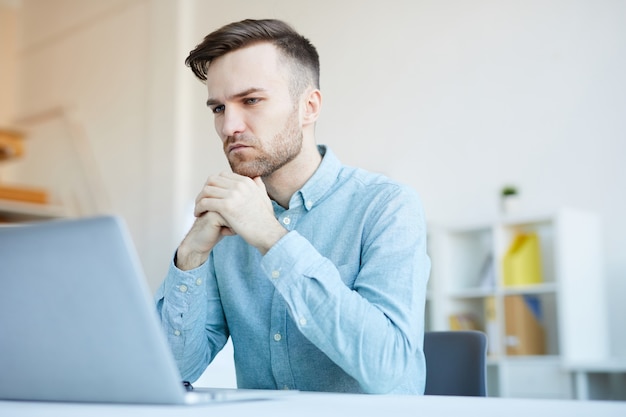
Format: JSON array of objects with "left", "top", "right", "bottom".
[
  {"left": 305, "top": 201, "right": 313, "bottom": 210},
  {"left": 179, "top": 284, "right": 188, "bottom": 293},
  {"left": 195, "top": 278, "right": 203, "bottom": 286},
  {"left": 299, "top": 318, "right": 307, "bottom": 326},
  {"left": 282, "top": 217, "right": 291, "bottom": 225},
  {"left": 271, "top": 270, "right": 280, "bottom": 279},
  {"left": 174, "top": 330, "right": 181, "bottom": 336},
  {"left": 274, "top": 333, "right": 282, "bottom": 342}
]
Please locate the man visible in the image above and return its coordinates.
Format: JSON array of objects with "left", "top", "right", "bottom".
[{"left": 155, "top": 18, "right": 430, "bottom": 394}]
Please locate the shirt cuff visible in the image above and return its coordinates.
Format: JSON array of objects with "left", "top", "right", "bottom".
[
  {"left": 160, "top": 254, "right": 210, "bottom": 304},
  {"left": 260, "top": 231, "right": 327, "bottom": 289}
]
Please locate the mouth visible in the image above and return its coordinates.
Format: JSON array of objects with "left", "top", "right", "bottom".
[{"left": 226, "top": 143, "right": 251, "bottom": 154}]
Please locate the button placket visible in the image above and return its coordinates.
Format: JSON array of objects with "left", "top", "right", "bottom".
[{"left": 269, "top": 292, "right": 296, "bottom": 390}]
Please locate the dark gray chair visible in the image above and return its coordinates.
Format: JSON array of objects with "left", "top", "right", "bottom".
[{"left": 423, "top": 330, "right": 488, "bottom": 396}]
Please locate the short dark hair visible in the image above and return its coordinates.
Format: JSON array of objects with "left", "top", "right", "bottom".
[{"left": 185, "top": 19, "right": 320, "bottom": 97}]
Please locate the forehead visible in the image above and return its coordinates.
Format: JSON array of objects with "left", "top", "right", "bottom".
[{"left": 206, "top": 42, "right": 290, "bottom": 99}]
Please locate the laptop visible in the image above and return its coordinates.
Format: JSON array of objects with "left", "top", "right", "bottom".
[{"left": 0, "top": 215, "right": 283, "bottom": 405}]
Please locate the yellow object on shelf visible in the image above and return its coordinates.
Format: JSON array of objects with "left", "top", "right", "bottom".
[
  {"left": 484, "top": 296, "right": 500, "bottom": 356},
  {"left": 502, "top": 232, "right": 543, "bottom": 286},
  {"left": 448, "top": 313, "right": 480, "bottom": 331}
]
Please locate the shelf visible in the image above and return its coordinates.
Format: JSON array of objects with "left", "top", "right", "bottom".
[
  {"left": 499, "top": 282, "right": 558, "bottom": 295},
  {"left": 428, "top": 209, "right": 609, "bottom": 399},
  {"left": 488, "top": 353, "right": 562, "bottom": 365},
  {"left": 499, "top": 213, "right": 554, "bottom": 227},
  {"left": 498, "top": 354, "right": 562, "bottom": 363},
  {"left": 448, "top": 287, "right": 494, "bottom": 299},
  {"left": 448, "top": 282, "right": 558, "bottom": 298},
  {"left": 0, "top": 199, "right": 66, "bottom": 222}
]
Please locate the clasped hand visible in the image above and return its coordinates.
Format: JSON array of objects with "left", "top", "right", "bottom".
[{"left": 177, "top": 172, "right": 286, "bottom": 270}]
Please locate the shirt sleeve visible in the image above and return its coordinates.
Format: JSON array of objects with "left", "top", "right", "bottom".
[
  {"left": 260, "top": 185, "right": 430, "bottom": 394},
  {"left": 154, "top": 253, "right": 229, "bottom": 382}
]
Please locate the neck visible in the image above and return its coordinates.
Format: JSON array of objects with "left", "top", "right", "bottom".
[{"left": 263, "top": 141, "right": 322, "bottom": 208}]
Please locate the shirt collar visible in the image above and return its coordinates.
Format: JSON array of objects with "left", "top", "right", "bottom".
[{"left": 288, "top": 145, "right": 341, "bottom": 212}]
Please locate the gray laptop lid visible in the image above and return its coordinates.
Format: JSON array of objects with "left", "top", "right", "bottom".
[{"left": 0, "top": 216, "right": 189, "bottom": 404}]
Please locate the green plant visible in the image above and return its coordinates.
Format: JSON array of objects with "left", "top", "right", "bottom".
[{"left": 501, "top": 186, "right": 518, "bottom": 197}]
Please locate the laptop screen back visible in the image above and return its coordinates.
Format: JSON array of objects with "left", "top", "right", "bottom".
[{"left": 0, "top": 216, "right": 188, "bottom": 404}]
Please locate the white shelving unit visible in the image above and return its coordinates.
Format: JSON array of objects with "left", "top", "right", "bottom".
[
  {"left": 0, "top": 199, "right": 66, "bottom": 223},
  {"left": 427, "top": 208, "right": 610, "bottom": 399}
]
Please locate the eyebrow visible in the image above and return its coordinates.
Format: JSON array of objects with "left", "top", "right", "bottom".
[{"left": 206, "top": 87, "right": 268, "bottom": 107}]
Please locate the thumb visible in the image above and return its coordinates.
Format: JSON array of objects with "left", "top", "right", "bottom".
[
  {"left": 253, "top": 176, "right": 267, "bottom": 193},
  {"left": 252, "top": 176, "right": 274, "bottom": 211}
]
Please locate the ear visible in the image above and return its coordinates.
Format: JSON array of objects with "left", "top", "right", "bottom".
[{"left": 301, "top": 88, "right": 322, "bottom": 126}]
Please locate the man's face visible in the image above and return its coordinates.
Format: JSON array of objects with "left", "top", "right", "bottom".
[{"left": 205, "top": 42, "right": 303, "bottom": 178}]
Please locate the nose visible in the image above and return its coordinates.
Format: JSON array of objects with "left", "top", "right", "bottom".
[{"left": 218, "top": 106, "right": 246, "bottom": 139}]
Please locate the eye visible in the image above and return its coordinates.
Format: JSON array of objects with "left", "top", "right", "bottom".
[
  {"left": 245, "top": 98, "right": 260, "bottom": 105},
  {"left": 212, "top": 105, "right": 225, "bottom": 114}
]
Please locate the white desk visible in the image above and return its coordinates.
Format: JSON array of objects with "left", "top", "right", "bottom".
[
  {"left": 2, "top": 392, "right": 626, "bottom": 417},
  {"left": 564, "top": 359, "right": 626, "bottom": 400}
]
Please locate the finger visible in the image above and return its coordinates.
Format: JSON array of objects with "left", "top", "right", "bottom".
[
  {"left": 217, "top": 171, "right": 260, "bottom": 190},
  {"left": 199, "top": 172, "right": 236, "bottom": 193},
  {"left": 252, "top": 177, "right": 274, "bottom": 211},
  {"left": 210, "top": 171, "right": 248, "bottom": 187},
  {"left": 209, "top": 211, "right": 236, "bottom": 236},
  {"left": 194, "top": 197, "right": 224, "bottom": 217},
  {"left": 221, "top": 227, "right": 236, "bottom": 237},
  {"left": 197, "top": 172, "right": 252, "bottom": 204},
  {"left": 194, "top": 203, "right": 207, "bottom": 218},
  {"left": 211, "top": 211, "right": 233, "bottom": 229},
  {"left": 195, "top": 184, "right": 230, "bottom": 205}
]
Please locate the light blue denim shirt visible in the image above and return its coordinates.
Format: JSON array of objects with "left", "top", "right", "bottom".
[{"left": 155, "top": 146, "right": 430, "bottom": 394}]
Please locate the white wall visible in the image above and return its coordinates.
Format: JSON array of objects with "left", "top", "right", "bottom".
[
  {"left": 0, "top": 3, "right": 17, "bottom": 126},
  {"left": 184, "top": 0, "right": 626, "bottom": 357},
  {"left": 3, "top": 0, "right": 184, "bottom": 286},
  {"left": 3, "top": 0, "right": 625, "bottom": 386}
]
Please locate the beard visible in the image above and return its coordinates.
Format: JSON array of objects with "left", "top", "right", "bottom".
[{"left": 224, "top": 108, "right": 303, "bottom": 178}]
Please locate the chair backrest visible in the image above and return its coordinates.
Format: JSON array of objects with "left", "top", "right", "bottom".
[{"left": 423, "top": 330, "right": 487, "bottom": 396}]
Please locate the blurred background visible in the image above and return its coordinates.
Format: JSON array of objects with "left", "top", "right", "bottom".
[{"left": 1, "top": 0, "right": 624, "bottom": 398}]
